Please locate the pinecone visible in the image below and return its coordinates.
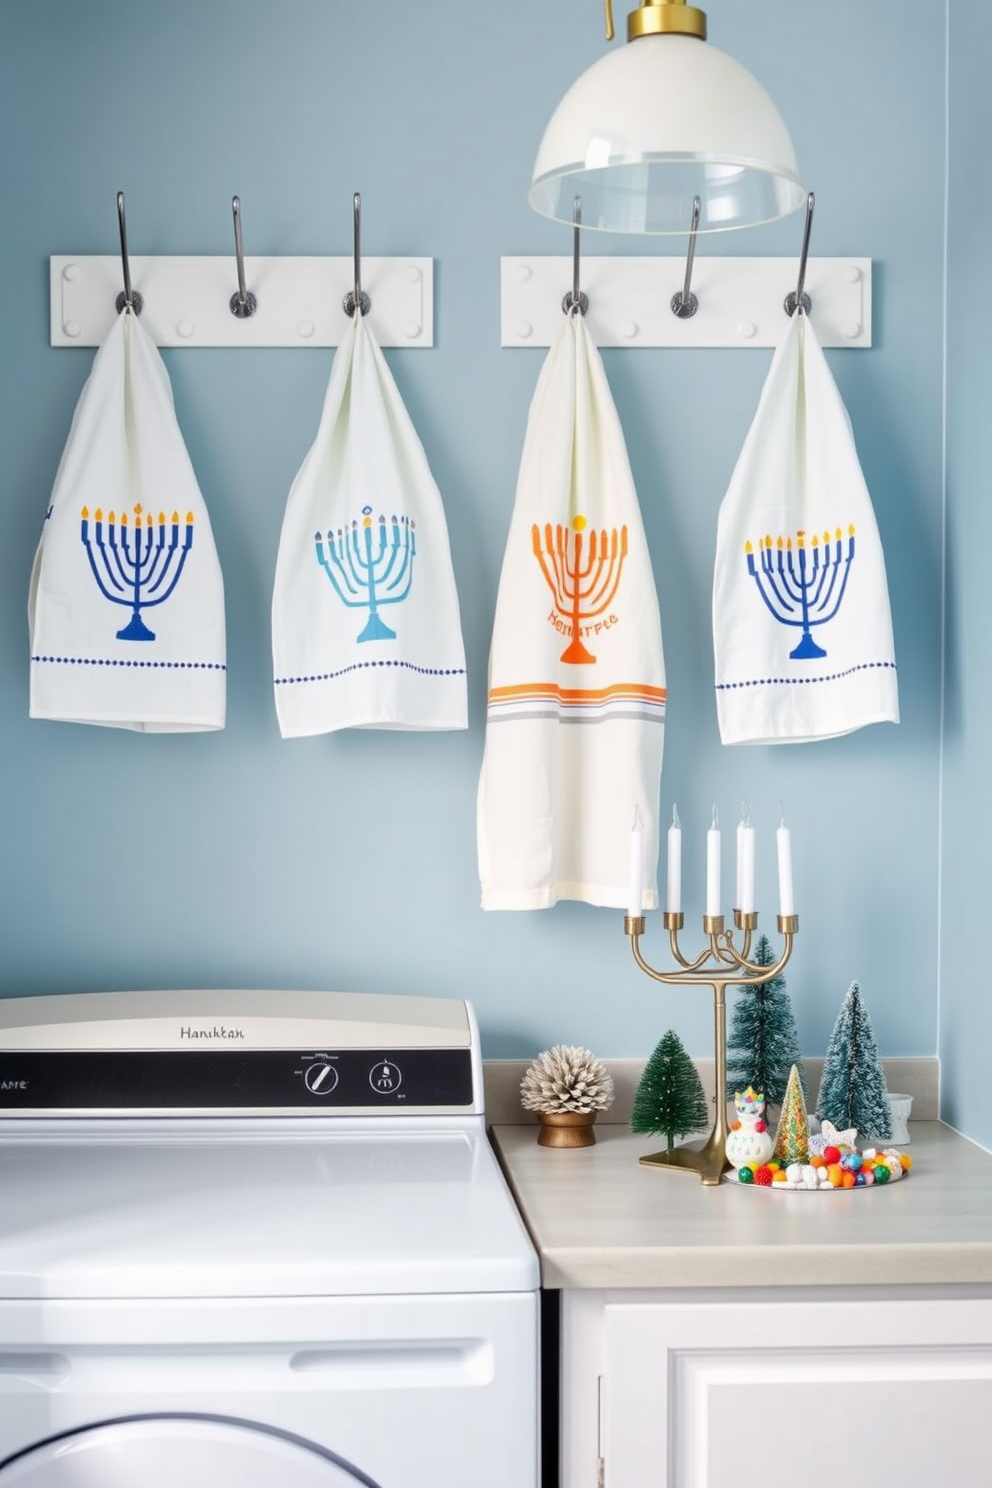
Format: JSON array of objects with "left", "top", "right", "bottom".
[{"left": 520, "top": 1045, "right": 615, "bottom": 1114}]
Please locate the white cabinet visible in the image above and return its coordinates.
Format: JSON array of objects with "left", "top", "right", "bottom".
[{"left": 561, "top": 1288, "right": 992, "bottom": 1488}]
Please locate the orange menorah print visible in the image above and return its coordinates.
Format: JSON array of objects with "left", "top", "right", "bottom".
[{"left": 531, "top": 515, "right": 629, "bottom": 664}]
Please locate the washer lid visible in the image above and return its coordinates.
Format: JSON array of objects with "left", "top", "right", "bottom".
[
  {"left": 0, "top": 1126, "right": 538, "bottom": 1298},
  {"left": 0, "top": 1416, "right": 380, "bottom": 1486}
]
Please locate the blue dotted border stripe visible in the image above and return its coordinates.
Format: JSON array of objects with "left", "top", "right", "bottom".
[
  {"left": 715, "top": 660, "right": 896, "bottom": 692},
  {"left": 275, "top": 659, "right": 467, "bottom": 686},
  {"left": 32, "top": 656, "right": 226, "bottom": 672}
]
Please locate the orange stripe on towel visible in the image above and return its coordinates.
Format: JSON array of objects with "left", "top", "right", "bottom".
[{"left": 489, "top": 681, "right": 667, "bottom": 705}]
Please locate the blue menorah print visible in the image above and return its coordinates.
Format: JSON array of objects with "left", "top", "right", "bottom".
[
  {"left": 80, "top": 504, "right": 194, "bottom": 641},
  {"left": 315, "top": 506, "right": 416, "bottom": 643},
  {"left": 745, "top": 526, "right": 856, "bottom": 660}
]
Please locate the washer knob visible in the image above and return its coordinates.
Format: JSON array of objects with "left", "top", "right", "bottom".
[
  {"left": 369, "top": 1060, "right": 402, "bottom": 1094},
  {"left": 303, "top": 1062, "right": 339, "bottom": 1095}
]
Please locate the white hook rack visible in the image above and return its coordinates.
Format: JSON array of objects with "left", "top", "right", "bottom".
[
  {"left": 50, "top": 256, "right": 434, "bottom": 348},
  {"left": 501, "top": 256, "right": 871, "bottom": 348}
]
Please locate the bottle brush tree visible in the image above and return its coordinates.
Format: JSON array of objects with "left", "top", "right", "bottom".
[
  {"left": 726, "top": 933, "right": 806, "bottom": 1108},
  {"left": 816, "top": 980, "right": 892, "bottom": 1142},
  {"left": 631, "top": 1029, "right": 708, "bottom": 1152}
]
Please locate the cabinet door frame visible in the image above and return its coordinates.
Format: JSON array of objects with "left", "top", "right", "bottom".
[{"left": 561, "top": 1286, "right": 992, "bottom": 1488}]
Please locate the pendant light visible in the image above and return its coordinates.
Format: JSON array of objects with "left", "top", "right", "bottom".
[{"left": 529, "top": 0, "right": 805, "bottom": 235}]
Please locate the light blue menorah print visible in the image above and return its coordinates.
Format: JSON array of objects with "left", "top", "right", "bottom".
[
  {"left": 80, "top": 503, "right": 194, "bottom": 641},
  {"left": 315, "top": 506, "right": 417, "bottom": 643},
  {"left": 745, "top": 525, "right": 856, "bottom": 660}
]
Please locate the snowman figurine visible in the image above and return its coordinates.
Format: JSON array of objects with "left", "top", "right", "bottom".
[{"left": 725, "top": 1086, "right": 774, "bottom": 1169}]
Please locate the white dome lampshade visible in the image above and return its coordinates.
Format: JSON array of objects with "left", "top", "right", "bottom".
[{"left": 529, "top": 0, "right": 806, "bottom": 235}]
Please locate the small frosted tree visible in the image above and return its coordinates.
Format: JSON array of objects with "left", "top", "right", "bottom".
[
  {"left": 631, "top": 1029, "right": 708, "bottom": 1152},
  {"left": 726, "top": 934, "right": 806, "bottom": 1107},
  {"left": 816, "top": 980, "right": 892, "bottom": 1142}
]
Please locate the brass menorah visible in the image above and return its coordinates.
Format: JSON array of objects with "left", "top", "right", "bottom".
[{"left": 625, "top": 909, "right": 798, "bottom": 1185}]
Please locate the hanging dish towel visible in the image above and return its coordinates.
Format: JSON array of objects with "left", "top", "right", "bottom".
[
  {"left": 713, "top": 311, "right": 898, "bottom": 744},
  {"left": 477, "top": 312, "right": 667, "bottom": 910},
  {"left": 29, "top": 311, "right": 226, "bottom": 731},
  {"left": 272, "top": 312, "right": 467, "bottom": 735}
]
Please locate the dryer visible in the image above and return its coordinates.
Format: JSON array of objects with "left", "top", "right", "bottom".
[{"left": 0, "top": 990, "right": 540, "bottom": 1487}]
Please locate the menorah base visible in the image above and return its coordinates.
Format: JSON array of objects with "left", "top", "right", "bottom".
[
  {"left": 790, "top": 630, "right": 827, "bottom": 660},
  {"left": 639, "top": 1124, "right": 730, "bottom": 1187},
  {"left": 357, "top": 611, "right": 397, "bottom": 644},
  {"left": 116, "top": 611, "right": 156, "bottom": 642}
]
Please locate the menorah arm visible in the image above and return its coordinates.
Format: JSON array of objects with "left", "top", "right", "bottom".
[
  {"left": 531, "top": 524, "right": 562, "bottom": 603},
  {"left": 143, "top": 526, "right": 183, "bottom": 596},
  {"left": 716, "top": 918, "right": 798, "bottom": 981},
  {"left": 806, "top": 555, "right": 855, "bottom": 628},
  {"left": 626, "top": 920, "right": 729, "bottom": 984},
  {"left": 139, "top": 544, "right": 193, "bottom": 609},
  {"left": 316, "top": 542, "right": 368, "bottom": 608},
  {"left": 81, "top": 538, "right": 130, "bottom": 606},
  {"left": 752, "top": 572, "right": 812, "bottom": 628},
  {"left": 378, "top": 550, "right": 416, "bottom": 606}
]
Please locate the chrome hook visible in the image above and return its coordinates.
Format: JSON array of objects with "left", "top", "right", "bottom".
[
  {"left": 229, "top": 196, "right": 258, "bottom": 319},
  {"left": 560, "top": 196, "right": 588, "bottom": 317},
  {"left": 114, "top": 191, "right": 143, "bottom": 316},
  {"left": 784, "top": 191, "right": 815, "bottom": 317},
  {"left": 670, "top": 196, "right": 701, "bottom": 320},
  {"left": 343, "top": 192, "right": 371, "bottom": 318}
]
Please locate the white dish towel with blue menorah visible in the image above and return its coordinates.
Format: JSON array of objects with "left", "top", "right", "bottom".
[
  {"left": 712, "top": 311, "right": 898, "bottom": 744},
  {"left": 477, "top": 311, "right": 666, "bottom": 909},
  {"left": 29, "top": 309, "right": 226, "bottom": 730},
  {"left": 271, "top": 311, "right": 467, "bottom": 735}
]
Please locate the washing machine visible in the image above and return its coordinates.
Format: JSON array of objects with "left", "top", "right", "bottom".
[{"left": 0, "top": 990, "right": 540, "bottom": 1486}]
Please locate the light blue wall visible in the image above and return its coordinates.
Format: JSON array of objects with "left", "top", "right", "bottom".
[
  {"left": 0, "top": 4, "right": 948, "bottom": 1071},
  {"left": 943, "top": 3, "right": 991, "bottom": 1144}
]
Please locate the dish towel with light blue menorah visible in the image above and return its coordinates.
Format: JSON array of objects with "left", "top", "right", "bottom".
[
  {"left": 271, "top": 311, "right": 467, "bottom": 735},
  {"left": 712, "top": 311, "right": 898, "bottom": 744},
  {"left": 477, "top": 312, "right": 666, "bottom": 909},
  {"left": 29, "top": 309, "right": 226, "bottom": 730}
]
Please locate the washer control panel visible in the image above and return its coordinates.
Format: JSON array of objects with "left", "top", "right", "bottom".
[{"left": 0, "top": 1047, "right": 473, "bottom": 1112}]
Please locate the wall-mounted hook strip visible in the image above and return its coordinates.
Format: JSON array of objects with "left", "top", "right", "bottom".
[
  {"left": 501, "top": 255, "right": 870, "bottom": 348},
  {"left": 670, "top": 196, "right": 701, "bottom": 320},
  {"left": 51, "top": 255, "right": 433, "bottom": 347},
  {"left": 784, "top": 191, "right": 815, "bottom": 318},
  {"left": 229, "top": 196, "right": 258, "bottom": 319},
  {"left": 114, "top": 191, "right": 143, "bottom": 317},
  {"left": 343, "top": 192, "right": 372, "bottom": 319},
  {"left": 561, "top": 196, "right": 589, "bottom": 317}
]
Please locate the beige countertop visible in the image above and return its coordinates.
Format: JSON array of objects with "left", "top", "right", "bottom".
[{"left": 490, "top": 1120, "right": 992, "bottom": 1290}]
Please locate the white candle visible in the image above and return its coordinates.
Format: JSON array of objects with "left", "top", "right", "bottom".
[
  {"left": 628, "top": 810, "right": 644, "bottom": 917},
  {"left": 666, "top": 804, "right": 682, "bottom": 914},
  {"left": 706, "top": 806, "right": 721, "bottom": 916},
  {"left": 737, "top": 804, "right": 755, "bottom": 914},
  {"left": 777, "top": 810, "right": 795, "bottom": 917}
]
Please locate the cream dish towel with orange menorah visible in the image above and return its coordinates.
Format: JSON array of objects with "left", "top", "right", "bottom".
[
  {"left": 477, "top": 312, "right": 666, "bottom": 910},
  {"left": 272, "top": 311, "right": 467, "bottom": 735},
  {"left": 29, "top": 309, "right": 226, "bottom": 730},
  {"left": 713, "top": 311, "right": 898, "bottom": 744}
]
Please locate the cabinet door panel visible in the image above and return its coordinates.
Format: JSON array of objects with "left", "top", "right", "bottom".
[{"left": 604, "top": 1298, "right": 992, "bottom": 1488}]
